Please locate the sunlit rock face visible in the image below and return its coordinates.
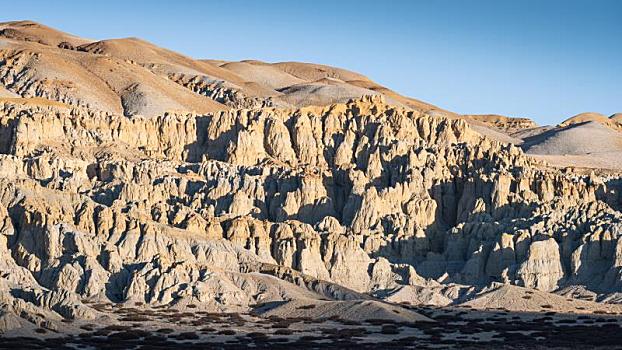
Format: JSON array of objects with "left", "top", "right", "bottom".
[{"left": 0, "top": 93, "right": 621, "bottom": 333}]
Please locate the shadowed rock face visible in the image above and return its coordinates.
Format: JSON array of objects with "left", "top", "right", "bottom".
[
  {"left": 0, "top": 93, "right": 621, "bottom": 334},
  {"left": 0, "top": 21, "right": 622, "bottom": 341}
]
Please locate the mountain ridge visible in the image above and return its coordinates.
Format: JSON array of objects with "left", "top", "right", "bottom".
[{"left": 0, "top": 19, "right": 621, "bottom": 348}]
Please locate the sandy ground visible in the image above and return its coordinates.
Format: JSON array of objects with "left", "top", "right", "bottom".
[
  {"left": 529, "top": 153, "right": 622, "bottom": 171},
  {"left": 522, "top": 122, "right": 622, "bottom": 155},
  {"left": 3, "top": 301, "right": 622, "bottom": 349}
]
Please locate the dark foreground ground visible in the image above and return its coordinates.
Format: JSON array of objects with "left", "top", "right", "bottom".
[{"left": 3, "top": 304, "right": 622, "bottom": 349}]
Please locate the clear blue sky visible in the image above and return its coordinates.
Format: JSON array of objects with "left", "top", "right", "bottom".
[{"left": 1, "top": 0, "right": 620, "bottom": 124}]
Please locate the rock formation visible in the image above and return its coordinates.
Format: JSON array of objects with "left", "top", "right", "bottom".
[
  {"left": 0, "top": 21, "right": 621, "bottom": 340},
  {"left": 0, "top": 92, "right": 621, "bottom": 333}
]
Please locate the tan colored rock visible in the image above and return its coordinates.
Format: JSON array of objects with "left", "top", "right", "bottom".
[
  {"left": 517, "top": 238, "right": 564, "bottom": 291},
  {"left": 0, "top": 93, "right": 620, "bottom": 328}
]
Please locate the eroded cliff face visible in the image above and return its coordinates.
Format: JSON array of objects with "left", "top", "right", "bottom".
[{"left": 0, "top": 96, "right": 621, "bottom": 330}]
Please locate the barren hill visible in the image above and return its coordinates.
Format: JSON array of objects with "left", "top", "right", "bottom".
[
  {"left": 0, "top": 20, "right": 91, "bottom": 47},
  {"left": 0, "top": 21, "right": 621, "bottom": 348},
  {"left": 0, "top": 20, "right": 458, "bottom": 117}
]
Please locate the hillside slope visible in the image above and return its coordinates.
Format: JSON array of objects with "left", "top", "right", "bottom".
[{"left": 0, "top": 22, "right": 621, "bottom": 346}]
